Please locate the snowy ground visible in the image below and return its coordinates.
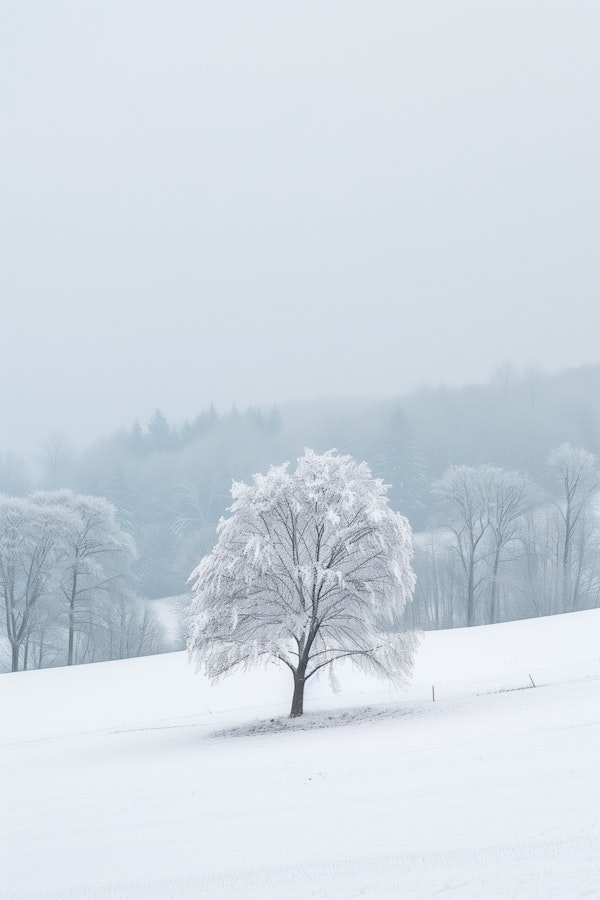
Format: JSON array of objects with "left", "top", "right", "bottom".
[{"left": 2, "top": 610, "right": 600, "bottom": 898}]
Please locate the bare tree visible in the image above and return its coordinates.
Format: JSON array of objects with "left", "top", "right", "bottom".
[
  {"left": 484, "top": 469, "right": 534, "bottom": 623},
  {"left": 432, "top": 466, "right": 491, "bottom": 626},
  {"left": 39, "top": 433, "right": 75, "bottom": 488},
  {"left": 85, "top": 591, "right": 165, "bottom": 662},
  {"left": 548, "top": 444, "right": 598, "bottom": 610},
  {"left": 411, "top": 530, "right": 463, "bottom": 629},
  {"left": 432, "top": 466, "right": 538, "bottom": 626}
]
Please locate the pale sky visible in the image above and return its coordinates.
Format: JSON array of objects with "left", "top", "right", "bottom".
[{"left": 1, "top": 1, "right": 599, "bottom": 453}]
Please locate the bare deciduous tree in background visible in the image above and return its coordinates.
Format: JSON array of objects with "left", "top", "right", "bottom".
[{"left": 548, "top": 444, "right": 598, "bottom": 611}]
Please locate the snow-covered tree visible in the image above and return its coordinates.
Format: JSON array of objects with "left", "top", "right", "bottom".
[
  {"left": 0, "top": 496, "right": 73, "bottom": 671},
  {"left": 187, "top": 449, "right": 417, "bottom": 716},
  {"left": 34, "top": 491, "right": 136, "bottom": 665}
]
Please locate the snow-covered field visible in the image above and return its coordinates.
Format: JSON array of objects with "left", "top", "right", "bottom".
[{"left": 2, "top": 610, "right": 600, "bottom": 898}]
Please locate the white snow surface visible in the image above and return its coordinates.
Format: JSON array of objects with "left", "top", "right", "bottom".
[{"left": 2, "top": 609, "right": 600, "bottom": 898}]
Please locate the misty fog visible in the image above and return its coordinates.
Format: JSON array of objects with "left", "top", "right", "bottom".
[{"left": 2, "top": 1, "right": 599, "bottom": 453}]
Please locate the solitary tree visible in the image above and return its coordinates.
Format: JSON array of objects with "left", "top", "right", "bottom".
[{"left": 187, "top": 449, "right": 417, "bottom": 717}]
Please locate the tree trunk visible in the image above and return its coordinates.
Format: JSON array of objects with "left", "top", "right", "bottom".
[
  {"left": 466, "top": 559, "right": 475, "bottom": 627},
  {"left": 11, "top": 642, "right": 19, "bottom": 672},
  {"left": 37, "top": 633, "right": 45, "bottom": 669},
  {"left": 290, "top": 672, "right": 306, "bottom": 717},
  {"left": 490, "top": 549, "right": 501, "bottom": 624},
  {"left": 562, "top": 501, "right": 572, "bottom": 610},
  {"left": 67, "top": 566, "right": 78, "bottom": 666}
]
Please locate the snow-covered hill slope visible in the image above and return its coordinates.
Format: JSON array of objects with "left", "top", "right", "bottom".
[{"left": 2, "top": 610, "right": 600, "bottom": 898}]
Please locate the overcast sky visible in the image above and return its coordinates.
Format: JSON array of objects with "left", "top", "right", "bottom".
[{"left": 1, "top": 1, "right": 599, "bottom": 453}]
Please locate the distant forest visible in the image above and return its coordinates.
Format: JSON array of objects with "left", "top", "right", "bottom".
[{"left": 1, "top": 364, "right": 599, "bottom": 671}]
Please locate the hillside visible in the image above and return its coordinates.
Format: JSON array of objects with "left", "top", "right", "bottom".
[{"left": 2, "top": 610, "right": 600, "bottom": 897}]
